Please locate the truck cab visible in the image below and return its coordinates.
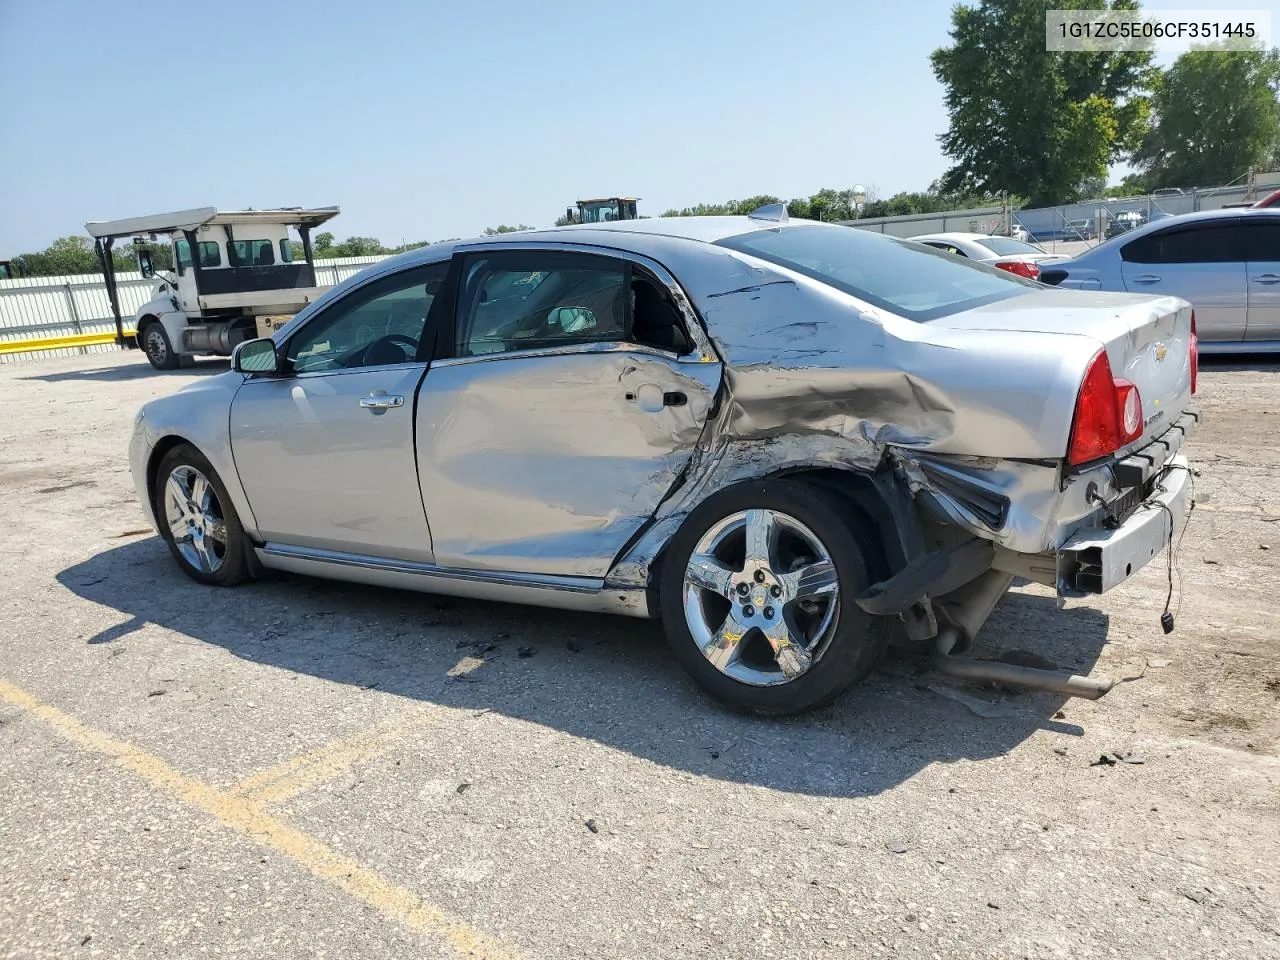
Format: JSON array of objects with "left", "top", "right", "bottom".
[{"left": 86, "top": 206, "right": 339, "bottom": 370}]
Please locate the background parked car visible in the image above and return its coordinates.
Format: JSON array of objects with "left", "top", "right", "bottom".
[
  {"left": 1040, "top": 208, "right": 1280, "bottom": 352},
  {"left": 908, "top": 231, "right": 1067, "bottom": 280}
]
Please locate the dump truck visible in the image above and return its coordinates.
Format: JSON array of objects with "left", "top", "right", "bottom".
[{"left": 85, "top": 206, "right": 339, "bottom": 370}]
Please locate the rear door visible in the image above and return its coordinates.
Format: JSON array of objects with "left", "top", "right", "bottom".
[
  {"left": 1239, "top": 215, "right": 1280, "bottom": 342},
  {"left": 414, "top": 248, "right": 721, "bottom": 578},
  {"left": 1119, "top": 220, "right": 1246, "bottom": 343}
]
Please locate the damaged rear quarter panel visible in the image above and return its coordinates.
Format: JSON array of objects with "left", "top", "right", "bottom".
[{"left": 607, "top": 245, "right": 1107, "bottom": 585}]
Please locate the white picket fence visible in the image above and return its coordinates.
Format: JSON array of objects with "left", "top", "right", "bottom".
[{"left": 0, "top": 256, "right": 391, "bottom": 363}]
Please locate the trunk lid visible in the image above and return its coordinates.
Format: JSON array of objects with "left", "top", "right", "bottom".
[{"left": 934, "top": 289, "right": 1194, "bottom": 449}]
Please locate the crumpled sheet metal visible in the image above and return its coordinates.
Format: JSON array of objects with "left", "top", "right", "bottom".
[
  {"left": 416, "top": 350, "right": 720, "bottom": 578},
  {"left": 607, "top": 256, "right": 1108, "bottom": 587}
]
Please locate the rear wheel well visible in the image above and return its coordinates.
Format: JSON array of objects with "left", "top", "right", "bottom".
[
  {"left": 649, "top": 465, "right": 918, "bottom": 599},
  {"left": 772, "top": 468, "right": 909, "bottom": 582}
]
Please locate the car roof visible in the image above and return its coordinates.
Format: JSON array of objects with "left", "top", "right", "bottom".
[
  {"left": 1062, "top": 207, "right": 1280, "bottom": 261},
  {"left": 343, "top": 216, "right": 846, "bottom": 282}
]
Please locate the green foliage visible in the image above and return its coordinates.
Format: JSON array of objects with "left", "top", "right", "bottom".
[
  {"left": 1135, "top": 42, "right": 1280, "bottom": 189},
  {"left": 483, "top": 225, "right": 534, "bottom": 235},
  {"left": 1104, "top": 172, "right": 1152, "bottom": 197},
  {"left": 931, "top": 0, "right": 1154, "bottom": 206},
  {"left": 11, "top": 236, "right": 103, "bottom": 276}
]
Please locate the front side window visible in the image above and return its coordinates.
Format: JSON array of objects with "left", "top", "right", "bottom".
[
  {"left": 1121, "top": 223, "right": 1242, "bottom": 264},
  {"left": 455, "top": 254, "right": 628, "bottom": 356},
  {"left": 287, "top": 262, "right": 448, "bottom": 373},
  {"left": 279, "top": 239, "right": 294, "bottom": 263},
  {"left": 718, "top": 225, "right": 1033, "bottom": 322},
  {"left": 197, "top": 242, "right": 221, "bottom": 268},
  {"left": 227, "top": 239, "right": 275, "bottom": 267},
  {"left": 174, "top": 238, "right": 193, "bottom": 274}
]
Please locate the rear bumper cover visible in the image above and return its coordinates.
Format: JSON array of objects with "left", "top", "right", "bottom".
[{"left": 1056, "top": 455, "right": 1191, "bottom": 595}]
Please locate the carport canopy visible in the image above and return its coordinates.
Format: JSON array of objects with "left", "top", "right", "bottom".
[
  {"left": 84, "top": 207, "right": 340, "bottom": 345},
  {"left": 85, "top": 206, "right": 340, "bottom": 240}
]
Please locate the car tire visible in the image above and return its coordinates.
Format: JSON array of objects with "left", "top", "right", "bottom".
[
  {"left": 140, "top": 319, "right": 180, "bottom": 371},
  {"left": 154, "top": 443, "right": 251, "bottom": 587},
  {"left": 659, "top": 478, "right": 892, "bottom": 715}
]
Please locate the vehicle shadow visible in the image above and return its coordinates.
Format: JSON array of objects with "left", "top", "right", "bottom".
[
  {"left": 21, "top": 358, "right": 230, "bottom": 383},
  {"left": 59, "top": 537, "right": 1113, "bottom": 799},
  {"left": 1201, "top": 353, "right": 1280, "bottom": 373}
]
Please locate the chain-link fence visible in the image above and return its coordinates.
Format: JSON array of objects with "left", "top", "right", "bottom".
[{"left": 843, "top": 173, "right": 1280, "bottom": 254}]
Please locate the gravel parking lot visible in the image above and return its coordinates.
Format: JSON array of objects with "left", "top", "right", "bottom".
[{"left": 2, "top": 350, "right": 1278, "bottom": 959}]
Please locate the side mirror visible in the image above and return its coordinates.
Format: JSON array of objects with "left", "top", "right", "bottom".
[
  {"left": 232, "top": 338, "right": 281, "bottom": 375},
  {"left": 137, "top": 249, "right": 155, "bottom": 279}
]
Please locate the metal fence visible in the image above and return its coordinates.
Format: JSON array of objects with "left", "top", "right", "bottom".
[
  {"left": 0, "top": 256, "right": 390, "bottom": 363},
  {"left": 842, "top": 173, "right": 1280, "bottom": 251}
]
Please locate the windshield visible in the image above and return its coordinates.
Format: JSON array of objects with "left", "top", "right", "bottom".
[
  {"left": 717, "top": 225, "right": 1035, "bottom": 321},
  {"left": 975, "top": 236, "right": 1044, "bottom": 256}
]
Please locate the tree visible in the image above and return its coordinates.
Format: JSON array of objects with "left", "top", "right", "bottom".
[
  {"left": 1135, "top": 43, "right": 1280, "bottom": 189},
  {"left": 483, "top": 225, "right": 534, "bottom": 235},
  {"left": 11, "top": 236, "right": 101, "bottom": 276},
  {"left": 931, "top": 0, "right": 1154, "bottom": 206}
]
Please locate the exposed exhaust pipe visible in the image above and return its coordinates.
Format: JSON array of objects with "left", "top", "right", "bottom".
[
  {"left": 933, "top": 627, "right": 1114, "bottom": 699},
  {"left": 931, "top": 570, "right": 1115, "bottom": 700}
]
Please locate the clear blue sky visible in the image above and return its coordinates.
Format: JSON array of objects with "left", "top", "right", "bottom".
[{"left": 1, "top": 0, "right": 1275, "bottom": 254}]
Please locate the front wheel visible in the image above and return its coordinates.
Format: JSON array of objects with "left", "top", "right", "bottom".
[
  {"left": 660, "top": 479, "right": 891, "bottom": 715},
  {"left": 140, "top": 320, "right": 180, "bottom": 371},
  {"left": 154, "top": 444, "right": 250, "bottom": 586}
]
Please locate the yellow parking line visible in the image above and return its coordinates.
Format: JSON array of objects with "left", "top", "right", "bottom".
[
  {"left": 0, "top": 679, "right": 517, "bottom": 960},
  {"left": 229, "top": 706, "right": 445, "bottom": 807}
]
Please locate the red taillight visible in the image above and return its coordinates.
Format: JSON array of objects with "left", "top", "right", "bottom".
[
  {"left": 1068, "top": 351, "right": 1144, "bottom": 465},
  {"left": 993, "top": 259, "right": 1040, "bottom": 280},
  {"left": 1189, "top": 310, "right": 1198, "bottom": 395}
]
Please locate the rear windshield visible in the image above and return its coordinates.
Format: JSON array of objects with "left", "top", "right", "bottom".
[
  {"left": 975, "top": 236, "right": 1044, "bottom": 257},
  {"left": 716, "top": 225, "right": 1034, "bottom": 321}
]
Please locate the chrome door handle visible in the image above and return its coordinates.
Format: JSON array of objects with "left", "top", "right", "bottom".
[
  {"left": 1251, "top": 273, "right": 1280, "bottom": 284},
  {"left": 359, "top": 392, "right": 404, "bottom": 411},
  {"left": 1130, "top": 274, "right": 1161, "bottom": 284}
]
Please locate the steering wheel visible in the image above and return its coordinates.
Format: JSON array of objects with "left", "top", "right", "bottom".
[{"left": 360, "top": 333, "right": 420, "bottom": 366}]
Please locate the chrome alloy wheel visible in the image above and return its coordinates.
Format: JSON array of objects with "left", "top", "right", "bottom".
[
  {"left": 681, "top": 509, "right": 840, "bottom": 686},
  {"left": 163, "top": 464, "right": 228, "bottom": 574}
]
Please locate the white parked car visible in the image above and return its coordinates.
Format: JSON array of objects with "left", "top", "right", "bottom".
[{"left": 908, "top": 232, "right": 1067, "bottom": 280}]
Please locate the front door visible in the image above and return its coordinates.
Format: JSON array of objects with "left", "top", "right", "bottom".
[
  {"left": 230, "top": 261, "right": 449, "bottom": 562},
  {"left": 1119, "top": 220, "right": 1247, "bottom": 343},
  {"left": 415, "top": 250, "right": 721, "bottom": 578}
]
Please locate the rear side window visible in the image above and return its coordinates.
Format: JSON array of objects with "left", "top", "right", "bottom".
[
  {"left": 197, "top": 242, "right": 221, "bottom": 268},
  {"left": 976, "top": 236, "right": 1043, "bottom": 257},
  {"left": 717, "top": 225, "right": 1033, "bottom": 322},
  {"left": 227, "top": 239, "right": 275, "bottom": 267},
  {"left": 1237, "top": 218, "right": 1280, "bottom": 261},
  {"left": 1121, "top": 223, "right": 1242, "bottom": 264}
]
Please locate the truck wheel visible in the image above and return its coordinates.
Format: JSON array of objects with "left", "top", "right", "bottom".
[
  {"left": 140, "top": 320, "right": 180, "bottom": 371},
  {"left": 659, "top": 479, "right": 892, "bottom": 715},
  {"left": 154, "top": 444, "right": 250, "bottom": 586}
]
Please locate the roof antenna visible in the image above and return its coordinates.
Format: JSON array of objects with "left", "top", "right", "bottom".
[{"left": 748, "top": 203, "right": 789, "bottom": 223}]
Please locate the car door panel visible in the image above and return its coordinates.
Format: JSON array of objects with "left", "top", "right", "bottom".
[
  {"left": 229, "top": 262, "right": 448, "bottom": 561},
  {"left": 1119, "top": 222, "right": 1246, "bottom": 343},
  {"left": 416, "top": 348, "right": 719, "bottom": 577},
  {"left": 232, "top": 366, "right": 433, "bottom": 561}
]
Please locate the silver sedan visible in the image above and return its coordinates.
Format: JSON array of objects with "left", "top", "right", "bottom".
[
  {"left": 132, "top": 210, "right": 1196, "bottom": 714},
  {"left": 1042, "top": 208, "right": 1280, "bottom": 353}
]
